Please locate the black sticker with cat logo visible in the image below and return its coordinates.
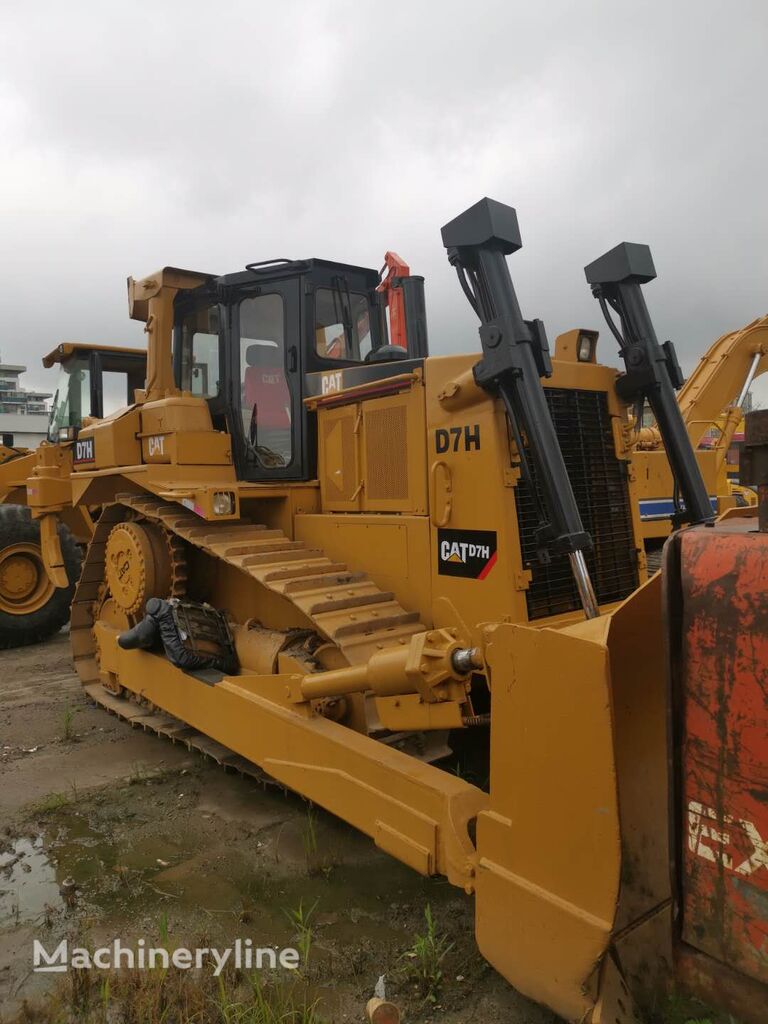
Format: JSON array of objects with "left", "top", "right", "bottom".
[{"left": 437, "top": 528, "right": 497, "bottom": 579}]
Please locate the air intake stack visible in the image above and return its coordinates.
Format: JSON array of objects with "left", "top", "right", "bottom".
[
  {"left": 442, "top": 198, "right": 598, "bottom": 618},
  {"left": 585, "top": 242, "right": 714, "bottom": 526}
]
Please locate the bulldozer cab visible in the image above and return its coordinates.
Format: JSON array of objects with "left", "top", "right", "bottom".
[
  {"left": 43, "top": 342, "right": 146, "bottom": 443},
  {"left": 172, "top": 259, "right": 425, "bottom": 482}
]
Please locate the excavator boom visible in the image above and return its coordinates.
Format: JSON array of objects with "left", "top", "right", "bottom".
[
  {"left": 677, "top": 315, "right": 768, "bottom": 448},
  {"left": 631, "top": 315, "right": 768, "bottom": 541}
]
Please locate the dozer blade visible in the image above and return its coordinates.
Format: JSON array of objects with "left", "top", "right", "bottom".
[{"left": 475, "top": 571, "right": 672, "bottom": 1023}]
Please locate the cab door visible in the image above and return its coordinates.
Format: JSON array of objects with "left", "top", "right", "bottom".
[{"left": 228, "top": 277, "right": 305, "bottom": 482}]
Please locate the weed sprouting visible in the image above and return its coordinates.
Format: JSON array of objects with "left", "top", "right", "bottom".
[
  {"left": 30, "top": 791, "right": 71, "bottom": 814},
  {"left": 61, "top": 705, "right": 75, "bottom": 743},
  {"left": 302, "top": 804, "right": 318, "bottom": 871},
  {"left": 400, "top": 903, "right": 453, "bottom": 1004},
  {"left": 284, "top": 897, "right": 318, "bottom": 968},
  {"left": 6, "top": 955, "right": 327, "bottom": 1023}
]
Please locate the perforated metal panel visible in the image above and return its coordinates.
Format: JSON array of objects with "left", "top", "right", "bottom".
[
  {"left": 361, "top": 390, "right": 427, "bottom": 514},
  {"left": 515, "top": 388, "right": 639, "bottom": 619},
  {"left": 364, "top": 405, "right": 409, "bottom": 500}
]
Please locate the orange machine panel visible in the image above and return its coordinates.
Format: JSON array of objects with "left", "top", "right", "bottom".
[{"left": 679, "top": 523, "right": 768, "bottom": 986}]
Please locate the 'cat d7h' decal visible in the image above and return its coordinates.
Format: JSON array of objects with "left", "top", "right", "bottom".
[
  {"left": 73, "top": 437, "right": 95, "bottom": 464},
  {"left": 437, "top": 528, "right": 497, "bottom": 579}
]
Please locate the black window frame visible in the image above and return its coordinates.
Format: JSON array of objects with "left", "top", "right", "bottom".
[
  {"left": 171, "top": 260, "right": 386, "bottom": 484},
  {"left": 174, "top": 302, "right": 224, "bottom": 401},
  {"left": 302, "top": 264, "right": 385, "bottom": 376},
  {"left": 227, "top": 281, "right": 304, "bottom": 482},
  {"left": 90, "top": 349, "right": 147, "bottom": 417}
]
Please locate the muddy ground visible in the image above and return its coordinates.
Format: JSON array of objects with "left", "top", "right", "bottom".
[{"left": 0, "top": 635, "right": 724, "bottom": 1023}]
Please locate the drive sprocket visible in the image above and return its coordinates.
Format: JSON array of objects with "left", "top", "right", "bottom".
[{"left": 104, "top": 519, "right": 186, "bottom": 616}]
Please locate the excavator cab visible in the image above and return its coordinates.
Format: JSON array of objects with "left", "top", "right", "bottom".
[
  {"left": 44, "top": 342, "right": 146, "bottom": 443},
  {"left": 171, "top": 259, "right": 428, "bottom": 481}
]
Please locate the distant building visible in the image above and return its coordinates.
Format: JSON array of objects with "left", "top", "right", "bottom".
[{"left": 0, "top": 359, "right": 51, "bottom": 448}]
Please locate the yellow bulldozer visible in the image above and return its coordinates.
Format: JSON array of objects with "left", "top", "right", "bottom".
[
  {"left": 0, "top": 342, "right": 145, "bottom": 647},
  {"left": 32, "top": 199, "right": 767, "bottom": 1023}
]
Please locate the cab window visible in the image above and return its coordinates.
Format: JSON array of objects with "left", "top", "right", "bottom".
[
  {"left": 101, "top": 370, "right": 133, "bottom": 416},
  {"left": 239, "top": 294, "right": 291, "bottom": 467},
  {"left": 315, "top": 288, "right": 372, "bottom": 361},
  {"left": 48, "top": 355, "right": 91, "bottom": 441},
  {"left": 179, "top": 306, "right": 220, "bottom": 397}
]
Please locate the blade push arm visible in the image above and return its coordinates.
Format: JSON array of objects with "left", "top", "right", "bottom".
[
  {"left": 442, "top": 198, "right": 598, "bottom": 618},
  {"left": 585, "top": 244, "right": 714, "bottom": 526}
]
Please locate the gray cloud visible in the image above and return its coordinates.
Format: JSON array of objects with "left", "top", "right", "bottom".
[{"left": 1, "top": 0, "right": 766, "bottom": 399}]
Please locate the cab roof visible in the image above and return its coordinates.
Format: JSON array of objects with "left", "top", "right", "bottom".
[
  {"left": 213, "top": 258, "right": 380, "bottom": 290},
  {"left": 42, "top": 342, "right": 146, "bottom": 369}
]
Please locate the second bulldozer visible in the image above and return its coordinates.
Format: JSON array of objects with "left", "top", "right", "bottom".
[{"left": 0, "top": 342, "right": 145, "bottom": 647}]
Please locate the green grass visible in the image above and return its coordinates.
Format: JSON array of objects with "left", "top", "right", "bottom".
[
  {"left": 218, "top": 974, "right": 322, "bottom": 1024},
  {"left": 301, "top": 805, "right": 318, "bottom": 873},
  {"left": 657, "top": 989, "right": 726, "bottom": 1024},
  {"left": 284, "top": 897, "right": 318, "bottom": 968},
  {"left": 8, "top": 956, "right": 327, "bottom": 1023},
  {"left": 399, "top": 903, "right": 453, "bottom": 1004},
  {"left": 29, "top": 790, "right": 71, "bottom": 814},
  {"left": 61, "top": 705, "right": 75, "bottom": 743}
]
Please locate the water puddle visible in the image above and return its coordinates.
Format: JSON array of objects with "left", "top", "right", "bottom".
[
  {"left": 2, "top": 771, "right": 460, "bottom": 961},
  {"left": 0, "top": 836, "right": 62, "bottom": 925}
]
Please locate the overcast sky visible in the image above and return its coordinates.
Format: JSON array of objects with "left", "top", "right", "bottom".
[{"left": 1, "top": 0, "right": 766, "bottom": 399}]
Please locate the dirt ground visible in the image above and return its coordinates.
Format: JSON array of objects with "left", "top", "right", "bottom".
[
  {"left": 0, "top": 632, "right": 561, "bottom": 1024},
  {"left": 0, "top": 634, "right": 726, "bottom": 1024}
]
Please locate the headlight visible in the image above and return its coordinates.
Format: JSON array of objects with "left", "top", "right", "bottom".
[
  {"left": 577, "top": 333, "right": 595, "bottom": 362},
  {"left": 58, "top": 426, "right": 76, "bottom": 441},
  {"left": 212, "top": 491, "right": 234, "bottom": 515}
]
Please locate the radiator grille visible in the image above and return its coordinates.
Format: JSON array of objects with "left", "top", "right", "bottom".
[
  {"left": 515, "top": 388, "right": 639, "bottom": 620},
  {"left": 365, "top": 405, "right": 408, "bottom": 500}
]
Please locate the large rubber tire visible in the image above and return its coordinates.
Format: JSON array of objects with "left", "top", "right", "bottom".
[{"left": 0, "top": 505, "right": 82, "bottom": 649}]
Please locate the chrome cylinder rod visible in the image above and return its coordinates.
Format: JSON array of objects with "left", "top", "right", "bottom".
[
  {"left": 736, "top": 351, "right": 762, "bottom": 410},
  {"left": 569, "top": 549, "right": 600, "bottom": 620}
]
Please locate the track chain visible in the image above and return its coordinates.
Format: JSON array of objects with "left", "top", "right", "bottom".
[{"left": 69, "top": 495, "right": 436, "bottom": 771}]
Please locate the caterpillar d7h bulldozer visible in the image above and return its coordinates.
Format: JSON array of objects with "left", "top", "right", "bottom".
[
  {"left": 50, "top": 198, "right": 766, "bottom": 1023},
  {"left": 0, "top": 342, "right": 145, "bottom": 647}
]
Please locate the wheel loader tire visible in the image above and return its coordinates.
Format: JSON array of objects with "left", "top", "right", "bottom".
[{"left": 0, "top": 505, "right": 81, "bottom": 649}]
